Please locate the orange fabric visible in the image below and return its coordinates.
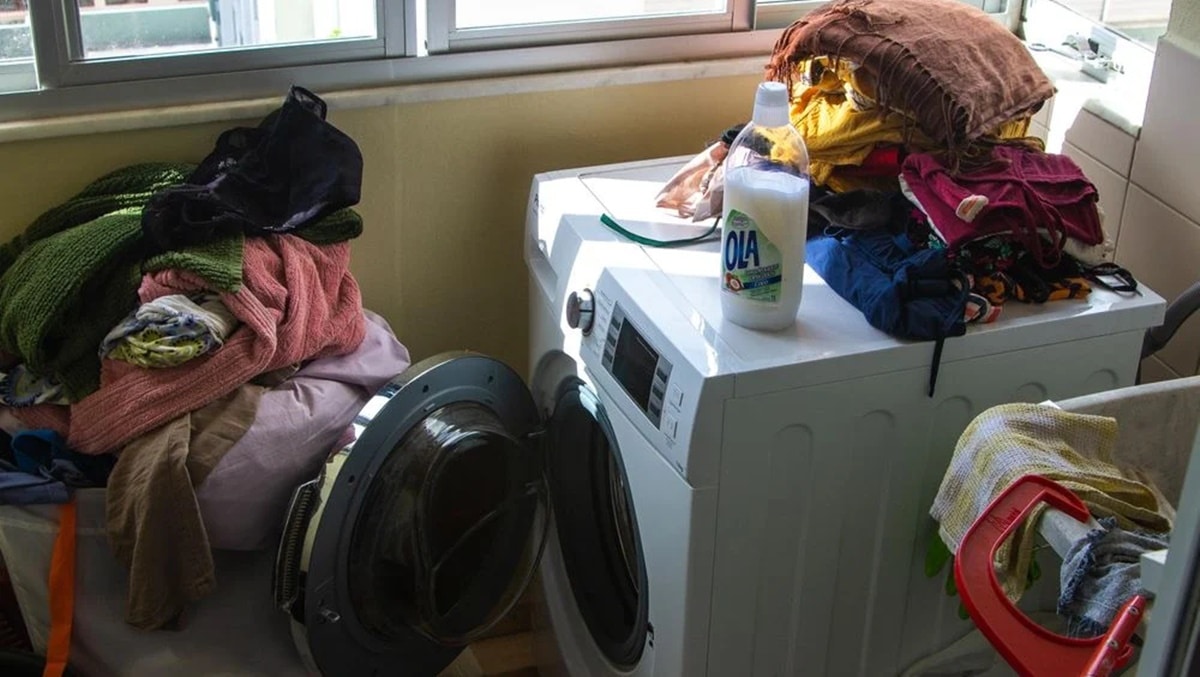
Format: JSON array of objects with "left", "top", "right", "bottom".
[{"left": 43, "top": 500, "right": 76, "bottom": 677}]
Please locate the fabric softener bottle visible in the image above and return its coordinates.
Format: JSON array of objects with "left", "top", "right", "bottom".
[{"left": 720, "top": 81, "right": 810, "bottom": 331}]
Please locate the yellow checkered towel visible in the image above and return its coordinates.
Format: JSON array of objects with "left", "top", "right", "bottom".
[{"left": 930, "top": 403, "right": 1172, "bottom": 600}]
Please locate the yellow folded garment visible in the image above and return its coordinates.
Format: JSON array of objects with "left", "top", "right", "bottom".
[
  {"left": 789, "top": 62, "right": 1032, "bottom": 192},
  {"left": 791, "top": 86, "right": 923, "bottom": 188},
  {"left": 930, "top": 403, "right": 1172, "bottom": 600}
]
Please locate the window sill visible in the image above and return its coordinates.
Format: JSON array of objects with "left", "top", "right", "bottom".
[
  {"left": 1029, "top": 47, "right": 1149, "bottom": 141},
  {"left": 1022, "top": 0, "right": 1158, "bottom": 139},
  {"left": 0, "top": 54, "right": 766, "bottom": 145}
]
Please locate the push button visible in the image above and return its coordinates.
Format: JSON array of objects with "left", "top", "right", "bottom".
[
  {"left": 668, "top": 385, "right": 684, "bottom": 408},
  {"left": 663, "top": 414, "right": 678, "bottom": 439}
]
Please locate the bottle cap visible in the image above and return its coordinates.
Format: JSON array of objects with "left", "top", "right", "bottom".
[
  {"left": 755, "top": 81, "right": 788, "bottom": 109},
  {"left": 752, "top": 82, "right": 790, "bottom": 127}
]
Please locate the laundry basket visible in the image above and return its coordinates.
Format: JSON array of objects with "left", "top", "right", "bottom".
[
  {"left": 950, "top": 375, "right": 1200, "bottom": 676},
  {"left": 0, "top": 489, "right": 307, "bottom": 676}
]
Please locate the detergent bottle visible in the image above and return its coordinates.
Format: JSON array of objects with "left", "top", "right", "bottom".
[{"left": 720, "top": 81, "right": 811, "bottom": 331}]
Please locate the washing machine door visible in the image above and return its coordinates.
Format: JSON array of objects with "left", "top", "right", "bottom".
[
  {"left": 544, "top": 376, "right": 650, "bottom": 670},
  {"left": 274, "top": 352, "right": 551, "bottom": 677}
]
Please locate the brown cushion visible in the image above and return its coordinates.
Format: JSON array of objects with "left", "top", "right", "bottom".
[{"left": 766, "top": 0, "right": 1054, "bottom": 155}]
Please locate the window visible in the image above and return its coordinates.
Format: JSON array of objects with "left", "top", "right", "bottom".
[
  {"left": 0, "top": 1, "right": 35, "bottom": 92},
  {"left": 0, "top": 0, "right": 1019, "bottom": 123},
  {"left": 1046, "top": 0, "right": 1171, "bottom": 47},
  {"left": 456, "top": 0, "right": 727, "bottom": 29},
  {"left": 427, "top": 0, "right": 753, "bottom": 52},
  {"left": 28, "top": 0, "right": 396, "bottom": 89},
  {"left": 75, "top": 0, "right": 378, "bottom": 59}
]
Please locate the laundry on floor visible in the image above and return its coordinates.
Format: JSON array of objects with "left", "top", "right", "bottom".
[{"left": 0, "top": 86, "right": 411, "bottom": 632}]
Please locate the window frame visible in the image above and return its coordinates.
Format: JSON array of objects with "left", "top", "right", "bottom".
[
  {"left": 754, "top": 0, "right": 830, "bottom": 30},
  {"left": 0, "top": 0, "right": 834, "bottom": 125},
  {"left": 28, "top": 0, "right": 407, "bottom": 89}
]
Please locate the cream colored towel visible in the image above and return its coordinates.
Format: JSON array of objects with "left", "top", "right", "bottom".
[{"left": 930, "top": 403, "right": 1172, "bottom": 600}]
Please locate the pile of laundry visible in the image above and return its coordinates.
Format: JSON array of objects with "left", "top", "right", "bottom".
[
  {"left": 0, "top": 87, "right": 411, "bottom": 631},
  {"left": 659, "top": 0, "right": 1131, "bottom": 344}
]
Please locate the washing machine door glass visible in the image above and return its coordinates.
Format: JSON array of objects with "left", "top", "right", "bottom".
[
  {"left": 349, "top": 400, "right": 548, "bottom": 645},
  {"left": 278, "top": 353, "right": 550, "bottom": 676},
  {"left": 546, "top": 378, "right": 650, "bottom": 669}
]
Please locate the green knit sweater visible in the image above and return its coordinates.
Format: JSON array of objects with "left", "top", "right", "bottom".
[
  {"left": 0, "top": 162, "right": 363, "bottom": 400},
  {"left": 0, "top": 165, "right": 242, "bottom": 400},
  {"left": 0, "top": 164, "right": 193, "bottom": 277}
]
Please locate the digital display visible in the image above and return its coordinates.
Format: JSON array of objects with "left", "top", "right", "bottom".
[{"left": 611, "top": 320, "right": 659, "bottom": 412}]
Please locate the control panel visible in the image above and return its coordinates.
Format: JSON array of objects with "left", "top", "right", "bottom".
[{"left": 601, "top": 302, "right": 673, "bottom": 429}]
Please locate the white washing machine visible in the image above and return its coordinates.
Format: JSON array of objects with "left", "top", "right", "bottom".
[{"left": 524, "top": 156, "right": 1167, "bottom": 677}]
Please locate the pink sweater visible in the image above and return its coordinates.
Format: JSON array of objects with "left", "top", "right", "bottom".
[{"left": 18, "top": 236, "right": 365, "bottom": 454}]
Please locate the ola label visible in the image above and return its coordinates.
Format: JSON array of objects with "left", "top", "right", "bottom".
[{"left": 722, "top": 208, "right": 782, "bottom": 303}]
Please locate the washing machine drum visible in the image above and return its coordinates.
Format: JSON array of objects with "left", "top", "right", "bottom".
[{"left": 273, "top": 353, "right": 552, "bottom": 677}]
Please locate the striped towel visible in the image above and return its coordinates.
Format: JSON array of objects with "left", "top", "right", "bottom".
[{"left": 930, "top": 403, "right": 1171, "bottom": 600}]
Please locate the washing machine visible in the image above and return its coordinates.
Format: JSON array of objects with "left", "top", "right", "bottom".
[
  {"left": 268, "top": 173, "right": 708, "bottom": 676},
  {"left": 524, "top": 156, "right": 1168, "bottom": 676}
]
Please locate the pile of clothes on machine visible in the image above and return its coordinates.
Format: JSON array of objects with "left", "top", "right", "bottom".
[
  {"left": 0, "top": 87, "right": 410, "bottom": 631},
  {"left": 660, "top": 0, "right": 1134, "bottom": 354}
]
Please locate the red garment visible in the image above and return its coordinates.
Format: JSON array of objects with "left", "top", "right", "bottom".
[
  {"left": 840, "top": 145, "right": 904, "bottom": 179},
  {"left": 902, "top": 146, "right": 1103, "bottom": 268},
  {"left": 18, "top": 236, "right": 365, "bottom": 454}
]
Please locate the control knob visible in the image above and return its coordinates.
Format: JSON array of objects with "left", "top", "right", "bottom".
[{"left": 566, "top": 289, "right": 595, "bottom": 334}]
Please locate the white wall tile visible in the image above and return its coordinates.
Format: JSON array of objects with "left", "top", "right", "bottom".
[
  {"left": 1129, "top": 39, "right": 1200, "bottom": 224},
  {"left": 1064, "top": 108, "right": 1137, "bottom": 177},
  {"left": 1116, "top": 186, "right": 1200, "bottom": 375},
  {"left": 1063, "top": 141, "right": 1128, "bottom": 247}
]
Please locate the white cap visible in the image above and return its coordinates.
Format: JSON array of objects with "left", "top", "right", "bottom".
[{"left": 752, "top": 82, "right": 790, "bottom": 128}]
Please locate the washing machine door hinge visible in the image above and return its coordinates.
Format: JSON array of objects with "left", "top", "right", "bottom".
[{"left": 524, "top": 427, "right": 548, "bottom": 468}]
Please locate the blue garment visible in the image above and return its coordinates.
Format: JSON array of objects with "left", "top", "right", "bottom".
[
  {"left": 11, "top": 429, "right": 114, "bottom": 488},
  {"left": 1058, "top": 516, "right": 1169, "bottom": 638},
  {"left": 0, "top": 460, "right": 70, "bottom": 505},
  {"left": 806, "top": 227, "right": 968, "bottom": 341}
]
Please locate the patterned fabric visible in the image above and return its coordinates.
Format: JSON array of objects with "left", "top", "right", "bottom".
[
  {"left": 964, "top": 291, "right": 1002, "bottom": 325},
  {"left": 0, "top": 364, "right": 69, "bottom": 407},
  {"left": 955, "top": 236, "right": 1022, "bottom": 276},
  {"left": 100, "top": 295, "right": 238, "bottom": 369}
]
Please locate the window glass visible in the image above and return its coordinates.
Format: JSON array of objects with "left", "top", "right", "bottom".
[
  {"left": 455, "top": 0, "right": 726, "bottom": 30},
  {"left": 1050, "top": 0, "right": 1170, "bottom": 47},
  {"left": 0, "top": 2, "right": 31, "bottom": 61},
  {"left": 75, "top": 0, "right": 377, "bottom": 60}
]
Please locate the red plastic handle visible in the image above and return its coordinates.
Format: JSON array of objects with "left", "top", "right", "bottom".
[
  {"left": 1083, "top": 594, "right": 1145, "bottom": 677},
  {"left": 954, "top": 475, "right": 1141, "bottom": 677}
]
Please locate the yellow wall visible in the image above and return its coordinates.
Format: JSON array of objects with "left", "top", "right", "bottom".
[{"left": 0, "top": 72, "right": 760, "bottom": 374}]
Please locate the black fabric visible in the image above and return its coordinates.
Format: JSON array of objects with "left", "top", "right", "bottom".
[
  {"left": 720, "top": 123, "right": 747, "bottom": 146},
  {"left": 142, "top": 86, "right": 363, "bottom": 252},
  {"left": 810, "top": 189, "right": 914, "bottom": 232},
  {"left": 1006, "top": 251, "right": 1085, "bottom": 304}
]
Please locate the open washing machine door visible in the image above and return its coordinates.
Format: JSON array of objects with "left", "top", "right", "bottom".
[{"left": 271, "top": 351, "right": 649, "bottom": 676}]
